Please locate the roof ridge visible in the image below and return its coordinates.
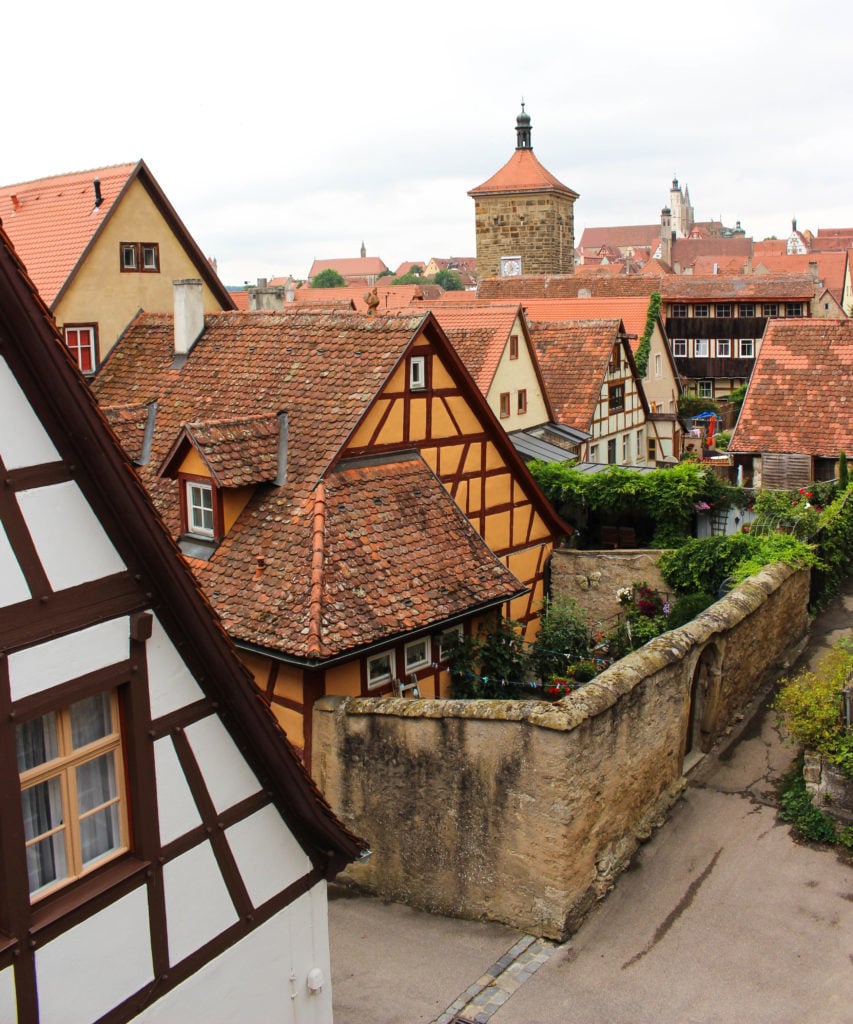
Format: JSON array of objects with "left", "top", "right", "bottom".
[{"left": 307, "top": 482, "right": 326, "bottom": 658}]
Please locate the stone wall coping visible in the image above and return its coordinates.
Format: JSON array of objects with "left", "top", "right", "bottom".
[{"left": 314, "top": 563, "right": 803, "bottom": 734}]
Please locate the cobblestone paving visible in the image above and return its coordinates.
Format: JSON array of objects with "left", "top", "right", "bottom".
[{"left": 432, "top": 935, "right": 558, "bottom": 1024}]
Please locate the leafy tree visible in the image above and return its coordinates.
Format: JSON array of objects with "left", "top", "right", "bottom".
[
  {"left": 312, "top": 268, "right": 346, "bottom": 288},
  {"left": 433, "top": 269, "right": 464, "bottom": 291},
  {"left": 377, "top": 269, "right": 394, "bottom": 280}
]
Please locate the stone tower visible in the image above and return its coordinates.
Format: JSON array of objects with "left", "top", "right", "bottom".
[
  {"left": 669, "top": 175, "right": 694, "bottom": 237},
  {"left": 468, "top": 105, "right": 579, "bottom": 279}
]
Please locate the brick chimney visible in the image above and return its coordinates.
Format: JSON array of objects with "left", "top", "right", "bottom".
[{"left": 173, "top": 279, "right": 204, "bottom": 357}]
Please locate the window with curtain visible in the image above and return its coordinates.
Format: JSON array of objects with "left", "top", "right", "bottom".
[{"left": 16, "top": 691, "right": 127, "bottom": 899}]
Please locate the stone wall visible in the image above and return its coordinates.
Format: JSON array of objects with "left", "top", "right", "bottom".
[
  {"left": 473, "top": 192, "right": 576, "bottom": 279},
  {"left": 550, "top": 547, "right": 669, "bottom": 628},
  {"left": 313, "top": 564, "right": 810, "bottom": 940}
]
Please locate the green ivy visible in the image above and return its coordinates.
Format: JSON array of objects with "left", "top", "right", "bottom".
[{"left": 633, "top": 292, "right": 661, "bottom": 378}]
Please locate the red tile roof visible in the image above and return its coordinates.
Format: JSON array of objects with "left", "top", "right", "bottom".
[
  {"left": 160, "top": 414, "right": 281, "bottom": 487},
  {"left": 730, "top": 319, "right": 853, "bottom": 457},
  {"left": 93, "top": 308, "right": 521, "bottom": 659},
  {"left": 308, "top": 257, "right": 389, "bottom": 279},
  {"left": 529, "top": 319, "right": 623, "bottom": 429},
  {"left": 0, "top": 161, "right": 234, "bottom": 310},
  {"left": 100, "top": 402, "right": 150, "bottom": 463},
  {"left": 0, "top": 163, "right": 136, "bottom": 303},
  {"left": 521, "top": 296, "right": 654, "bottom": 343},
  {"left": 294, "top": 283, "right": 428, "bottom": 312},
  {"left": 430, "top": 303, "right": 523, "bottom": 392},
  {"left": 479, "top": 275, "right": 659, "bottom": 300},
  {"left": 578, "top": 225, "right": 660, "bottom": 251},
  {"left": 469, "top": 149, "right": 578, "bottom": 198}
]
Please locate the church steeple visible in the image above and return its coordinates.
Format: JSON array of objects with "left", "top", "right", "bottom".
[{"left": 515, "top": 101, "right": 532, "bottom": 150}]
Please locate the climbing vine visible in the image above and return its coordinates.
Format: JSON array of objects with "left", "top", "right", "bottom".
[{"left": 632, "top": 291, "right": 661, "bottom": 378}]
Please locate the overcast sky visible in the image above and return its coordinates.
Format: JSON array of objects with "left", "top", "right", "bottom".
[{"left": 4, "top": 1, "right": 853, "bottom": 287}]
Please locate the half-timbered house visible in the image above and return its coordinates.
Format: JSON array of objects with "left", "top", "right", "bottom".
[
  {"left": 529, "top": 319, "right": 651, "bottom": 466},
  {"left": 92, "top": 288, "right": 567, "bottom": 763},
  {"left": 0, "top": 228, "right": 363, "bottom": 1022}
]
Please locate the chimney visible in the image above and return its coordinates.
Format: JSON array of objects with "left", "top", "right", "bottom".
[
  {"left": 93, "top": 179, "right": 103, "bottom": 208},
  {"left": 248, "top": 279, "right": 285, "bottom": 311},
  {"left": 10, "top": 194, "right": 20, "bottom": 213},
  {"left": 173, "top": 279, "right": 204, "bottom": 357}
]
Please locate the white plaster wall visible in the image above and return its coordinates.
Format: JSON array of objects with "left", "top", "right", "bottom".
[
  {"left": 488, "top": 318, "right": 550, "bottom": 430},
  {"left": 35, "top": 886, "right": 153, "bottom": 1024},
  {"left": 8, "top": 615, "right": 129, "bottom": 701},
  {"left": 0, "top": 355, "right": 61, "bottom": 470},
  {"left": 226, "top": 804, "right": 312, "bottom": 908},
  {"left": 146, "top": 615, "right": 205, "bottom": 720},
  {"left": 17, "top": 481, "right": 126, "bottom": 590},
  {"left": 0, "top": 964, "right": 16, "bottom": 1022},
  {"left": 184, "top": 715, "right": 262, "bottom": 813},
  {"left": 162, "top": 840, "right": 238, "bottom": 965},
  {"left": 135, "top": 885, "right": 333, "bottom": 1024},
  {"left": 154, "top": 736, "right": 202, "bottom": 845},
  {"left": 0, "top": 521, "right": 30, "bottom": 606}
]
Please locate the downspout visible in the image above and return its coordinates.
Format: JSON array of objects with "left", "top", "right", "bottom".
[{"left": 307, "top": 483, "right": 326, "bottom": 658}]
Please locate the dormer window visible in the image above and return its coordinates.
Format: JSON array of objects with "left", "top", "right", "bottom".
[
  {"left": 187, "top": 481, "right": 215, "bottom": 536},
  {"left": 409, "top": 355, "right": 426, "bottom": 390}
]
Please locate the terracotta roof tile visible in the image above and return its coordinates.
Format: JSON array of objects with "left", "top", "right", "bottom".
[
  {"left": 0, "top": 163, "right": 136, "bottom": 303},
  {"left": 530, "top": 319, "right": 623, "bottom": 429},
  {"left": 469, "top": 150, "right": 578, "bottom": 198},
  {"left": 430, "top": 304, "right": 522, "bottom": 392},
  {"left": 308, "top": 257, "right": 389, "bottom": 278},
  {"left": 730, "top": 319, "right": 853, "bottom": 457},
  {"left": 100, "top": 402, "right": 151, "bottom": 463},
  {"left": 521, "top": 296, "right": 653, "bottom": 340},
  {"left": 92, "top": 308, "right": 522, "bottom": 658},
  {"left": 163, "top": 414, "right": 282, "bottom": 487},
  {"left": 578, "top": 225, "right": 660, "bottom": 250}
]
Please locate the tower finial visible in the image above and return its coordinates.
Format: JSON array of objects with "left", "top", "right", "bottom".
[{"left": 515, "top": 101, "right": 532, "bottom": 150}]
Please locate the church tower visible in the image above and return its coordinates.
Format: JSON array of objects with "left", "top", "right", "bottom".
[{"left": 468, "top": 105, "right": 579, "bottom": 279}]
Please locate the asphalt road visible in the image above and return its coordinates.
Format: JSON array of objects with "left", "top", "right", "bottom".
[{"left": 330, "top": 579, "right": 853, "bottom": 1024}]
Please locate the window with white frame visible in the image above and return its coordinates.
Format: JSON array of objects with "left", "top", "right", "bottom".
[
  {"left": 673, "top": 338, "right": 687, "bottom": 357},
  {"left": 763, "top": 303, "right": 778, "bottom": 317},
  {"left": 671, "top": 303, "right": 688, "bottom": 318},
  {"left": 698, "top": 380, "right": 714, "bottom": 399},
  {"left": 636, "top": 429, "right": 644, "bottom": 461},
  {"left": 622, "top": 433, "right": 629, "bottom": 461},
  {"left": 404, "top": 637, "right": 431, "bottom": 673},
  {"left": 17, "top": 691, "right": 128, "bottom": 899},
  {"left": 717, "top": 338, "right": 731, "bottom": 357},
  {"left": 64, "top": 325, "right": 98, "bottom": 374},
  {"left": 120, "top": 242, "right": 159, "bottom": 273},
  {"left": 740, "top": 303, "right": 755, "bottom": 317},
  {"left": 409, "top": 355, "right": 426, "bottom": 390},
  {"left": 654, "top": 353, "right": 662, "bottom": 378},
  {"left": 695, "top": 338, "right": 709, "bottom": 357},
  {"left": 589, "top": 443, "right": 599, "bottom": 462},
  {"left": 366, "top": 650, "right": 395, "bottom": 689},
  {"left": 694, "top": 303, "right": 709, "bottom": 318},
  {"left": 438, "top": 625, "right": 463, "bottom": 662},
  {"left": 739, "top": 338, "right": 754, "bottom": 358},
  {"left": 186, "top": 481, "right": 214, "bottom": 537}
]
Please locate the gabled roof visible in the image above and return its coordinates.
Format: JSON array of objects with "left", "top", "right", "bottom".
[
  {"left": 469, "top": 149, "right": 578, "bottom": 198},
  {"left": 159, "top": 414, "right": 282, "bottom": 487},
  {"left": 660, "top": 275, "right": 815, "bottom": 301},
  {"left": 294, "top": 282, "right": 428, "bottom": 312},
  {"left": 308, "top": 256, "right": 389, "bottom": 279},
  {"left": 730, "top": 319, "right": 853, "bottom": 457},
  {"left": 520, "top": 296, "right": 654, "bottom": 342},
  {"left": 578, "top": 225, "right": 660, "bottom": 251},
  {"left": 0, "top": 160, "right": 234, "bottom": 310},
  {"left": 479, "top": 275, "right": 660, "bottom": 300},
  {"left": 671, "top": 236, "right": 753, "bottom": 268},
  {"left": 0, "top": 223, "right": 363, "bottom": 873},
  {"left": 530, "top": 319, "right": 628, "bottom": 429},
  {"left": 93, "top": 308, "right": 526, "bottom": 660}
]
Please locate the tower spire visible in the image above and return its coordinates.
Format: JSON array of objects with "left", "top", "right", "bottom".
[{"left": 515, "top": 100, "right": 532, "bottom": 150}]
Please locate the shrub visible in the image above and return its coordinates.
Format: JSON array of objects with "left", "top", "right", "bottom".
[
  {"left": 444, "top": 617, "right": 528, "bottom": 699},
  {"left": 778, "top": 761, "right": 840, "bottom": 845},
  {"left": 667, "top": 592, "right": 716, "bottom": 628},
  {"left": 527, "top": 596, "right": 592, "bottom": 683}
]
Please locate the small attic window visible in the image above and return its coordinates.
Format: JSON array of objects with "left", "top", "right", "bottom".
[
  {"left": 120, "top": 242, "right": 160, "bottom": 273},
  {"left": 178, "top": 475, "right": 223, "bottom": 549},
  {"left": 409, "top": 355, "right": 426, "bottom": 391},
  {"left": 509, "top": 334, "right": 519, "bottom": 359}
]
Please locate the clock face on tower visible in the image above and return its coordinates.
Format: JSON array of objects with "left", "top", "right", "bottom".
[{"left": 501, "top": 256, "right": 522, "bottom": 277}]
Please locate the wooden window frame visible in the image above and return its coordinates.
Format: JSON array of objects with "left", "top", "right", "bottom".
[
  {"left": 739, "top": 303, "right": 755, "bottom": 317},
  {"left": 63, "top": 323, "right": 99, "bottom": 375},
  {"left": 608, "top": 383, "right": 624, "bottom": 413},
  {"left": 437, "top": 625, "right": 463, "bottom": 662},
  {"left": 622, "top": 433, "right": 629, "bottom": 462},
  {"left": 698, "top": 379, "right": 714, "bottom": 399},
  {"left": 607, "top": 438, "right": 617, "bottom": 464},
  {"left": 647, "top": 437, "right": 657, "bottom": 462},
  {"left": 499, "top": 392, "right": 511, "bottom": 419},
  {"left": 739, "top": 338, "right": 754, "bottom": 358},
  {"left": 17, "top": 691, "right": 129, "bottom": 902},
  {"left": 716, "top": 303, "right": 732, "bottom": 318},
  {"left": 785, "top": 302, "right": 803, "bottom": 318},
  {"left": 694, "top": 338, "right": 709, "bottom": 357},
  {"left": 509, "top": 334, "right": 519, "bottom": 360},
  {"left": 517, "top": 389, "right": 528, "bottom": 415},
  {"left": 763, "top": 303, "right": 778, "bottom": 317},
  {"left": 671, "top": 303, "right": 688, "bottom": 318},
  {"left": 636, "top": 429, "right": 644, "bottom": 461},
  {"left": 673, "top": 338, "right": 687, "bottom": 357},
  {"left": 120, "top": 242, "right": 160, "bottom": 274},
  {"left": 694, "top": 303, "right": 709, "bottom": 318},
  {"left": 178, "top": 474, "right": 223, "bottom": 541},
  {"left": 717, "top": 338, "right": 731, "bottom": 358}
]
